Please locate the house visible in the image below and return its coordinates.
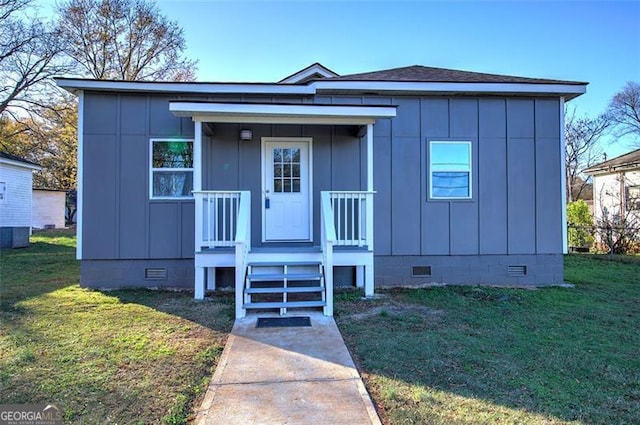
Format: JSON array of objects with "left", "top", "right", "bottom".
[
  {"left": 56, "top": 63, "right": 587, "bottom": 318},
  {"left": 0, "top": 152, "right": 42, "bottom": 249},
  {"left": 33, "top": 189, "right": 67, "bottom": 230},
  {"left": 583, "top": 148, "right": 640, "bottom": 248}
]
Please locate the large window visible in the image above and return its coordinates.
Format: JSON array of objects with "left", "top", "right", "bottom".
[
  {"left": 429, "top": 141, "right": 472, "bottom": 199},
  {"left": 150, "top": 139, "right": 193, "bottom": 198}
]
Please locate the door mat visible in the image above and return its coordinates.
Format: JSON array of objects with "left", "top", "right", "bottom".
[{"left": 256, "top": 316, "right": 312, "bottom": 328}]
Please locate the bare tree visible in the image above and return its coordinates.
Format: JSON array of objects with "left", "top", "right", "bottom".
[
  {"left": 57, "top": 0, "right": 197, "bottom": 81},
  {"left": 0, "top": 0, "right": 69, "bottom": 116},
  {"left": 565, "top": 107, "right": 610, "bottom": 202},
  {"left": 607, "top": 81, "right": 640, "bottom": 147}
]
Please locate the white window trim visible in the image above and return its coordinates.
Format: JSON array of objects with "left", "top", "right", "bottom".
[
  {"left": 429, "top": 141, "right": 472, "bottom": 200},
  {"left": 149, "top": 138, "right": 195, "bottom": 200}
]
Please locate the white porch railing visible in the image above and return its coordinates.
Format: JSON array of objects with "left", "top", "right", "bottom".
[
  {"left": 322, "top": 191, "right": 376, "bottom": 301},
  {"left": 193, "top": 190, "right": 251, "bottom": 318},
  {"left": 328, "top": 191, "right": 375, "bottom": 249},
  {"left": 194, "top": 191, "right": 242, "bottom": 249}
]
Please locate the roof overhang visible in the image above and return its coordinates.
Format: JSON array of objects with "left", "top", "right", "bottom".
[
  {"left": 310, "top": 81, "right": 587, "bottom": 100},
  {"left": 0, "top": 157, "right": 41, "bottom": 171},
  {"left": 169, "top": 101, "right": 397, "bottom": 125},
  {"left": 583, "top": 163, "right": 640, "bottom": 176},
  {"left": 55, "top": 78, "right": 314, "bottom": 95},
  {"left": 55, "top": 78, "right": 586, "bottom": 100}
]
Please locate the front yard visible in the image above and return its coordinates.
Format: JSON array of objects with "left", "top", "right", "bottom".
[
  {"left": 336, "top": 255, "right": 640, "bottom": 424},
  {"left": 2, "top": 231, "right": 638, "bottom": 424},
  {"left": 0, "top": 230, "right": 233, "bottom": 424}
]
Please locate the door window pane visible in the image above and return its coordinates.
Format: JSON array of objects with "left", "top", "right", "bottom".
[{"left": 272, "top": 147, "right": 302, "bottom": 193}]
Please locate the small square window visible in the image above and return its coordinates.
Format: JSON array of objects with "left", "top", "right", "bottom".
[{"left": 429, "top": 141, "right": 472, "bottom": 199}]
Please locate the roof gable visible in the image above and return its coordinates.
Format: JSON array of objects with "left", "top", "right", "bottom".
[{"left": 279, "top": 63, "right": 339, "bottom": 84}]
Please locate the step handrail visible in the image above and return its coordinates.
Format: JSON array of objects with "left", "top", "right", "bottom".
[
  {"left": 320, "top": 191, "right": 336, "bottom": 316},
  {"left": 234, "top": 191, "right": 251, "bottom": 319}
]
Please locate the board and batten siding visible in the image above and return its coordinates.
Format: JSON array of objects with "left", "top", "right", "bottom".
[
  {"left": 320, "top": 95, "right": 562, "bottom": 256},
  {"left": 82, "top": 91, "right": 562, "bottom": 262},
  {"left": 203, "top": 123, "right": 364, "bottom": 247},
  {"left": 0, "top": 163, "right": 34, "bottom": 228},
  {"left": 81, "top": 92, "right": 353, "bottom": 259},
  {"left": 82, "top": 93, "right": 195, "bottom": 260}
]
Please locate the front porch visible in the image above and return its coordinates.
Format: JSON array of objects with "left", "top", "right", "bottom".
[
  {"left": 193, "top": 190, "right": 375, "bottom": 318},
  {"left": 169, "top": 100, "right": 396, "bottom": 318}
]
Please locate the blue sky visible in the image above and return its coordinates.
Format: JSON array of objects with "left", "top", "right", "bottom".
[
  {"left": 40, "top": 0, "right": 640, "bottom": 155},
  {"left": 157, "top": 0, "right": 639, "bottom": 155}
]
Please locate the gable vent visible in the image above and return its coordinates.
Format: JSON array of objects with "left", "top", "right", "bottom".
[
  {"left": 507, "top": 265, "right": 527, "bottom": 277},
  {"left": 145, "top": 267, "right": 167, "bottom": 280},
  {"left": 412, "top": 266, "right": 432, "bottom": 277}
]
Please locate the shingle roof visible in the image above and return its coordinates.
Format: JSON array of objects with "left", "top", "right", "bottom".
[
  {"left": 583, "top": 148, "right": 640, "bottom": 174},
  {"left": 0, "top": 151, "right": 40, "bottom": 167},
  {"left": 325, "top": 65, "right": 587, "bottom": 85}
]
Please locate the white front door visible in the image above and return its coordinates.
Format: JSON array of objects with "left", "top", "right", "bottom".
[{"left": 263, "top": 138, "right": 312, "bottom": 241}]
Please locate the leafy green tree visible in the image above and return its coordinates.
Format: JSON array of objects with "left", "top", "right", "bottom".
[
  {"left": 567, "top": 200, "right": 594, "bottom": 249},
  {"left": 0, "top": 96, "right": 77, "bottom": 190}
]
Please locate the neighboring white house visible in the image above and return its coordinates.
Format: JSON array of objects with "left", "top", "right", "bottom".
[
  {"left": 0, "top": 152, "right": 42, "bottom": 249},
  {"left": 33, "top": 189, "right": 67, "bottom": 230},
  {"left": 583, "top": 148, "right": 640, "bottom": 249}
]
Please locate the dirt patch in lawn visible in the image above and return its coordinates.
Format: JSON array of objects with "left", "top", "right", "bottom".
[{"left": 340, "top": 299, "right": 445, "bottom": 322}]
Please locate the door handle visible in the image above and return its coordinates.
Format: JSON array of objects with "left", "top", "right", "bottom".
[{"left": 265, "top": 197, "right": 270, "bottom": 209}]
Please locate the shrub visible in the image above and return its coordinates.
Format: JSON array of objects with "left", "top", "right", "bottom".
[{"left": 567, "top": 200, "right": 594, "bottom": 249}]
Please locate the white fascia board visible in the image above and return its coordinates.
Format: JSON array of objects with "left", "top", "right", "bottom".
[
  {"left": 171, "top": 102, "right": 397, "bottom": 125},
  {"left": 55, "top": 78, "right": 315, "bottom": 95},
  {"left": 0, "top": 158, "right": 41, "bottom": 171},
  {"left": 312, "top": 81, "right": 587, "bottom": 97}
]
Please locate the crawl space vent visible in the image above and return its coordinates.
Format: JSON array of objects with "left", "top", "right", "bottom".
[
  {"left": 145, "top": 267, "right": 167, "bottom": 280},
  {"left": 507, "top": 265, "right": 527, "bottom": 277},
  {"left": 412, "top": 266, "right": 432, "bottom": 277}
]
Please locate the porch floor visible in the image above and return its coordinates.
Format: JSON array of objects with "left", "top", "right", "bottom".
[{"left": 194, "top": 312, "right": 381, "bottom": 425}]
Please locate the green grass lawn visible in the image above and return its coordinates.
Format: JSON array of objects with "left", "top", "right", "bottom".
[
  {"left": 336, "top": 255, "right": 640, "bottom": 425},
  {"left": 0, "top": 230, "right": 233, "bottom": 424},
  {"left": 3, "top": 232, "right": 638, "bottom": 424}
]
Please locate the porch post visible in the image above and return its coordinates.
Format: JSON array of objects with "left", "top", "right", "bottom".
[
  {"left": 366, "top": 123, "right": 374, "bottom": 192},
  {"left": 365, "top": 123, "right": 375, "bottom": 297},
  {"left": 193, "top": 120, "right": 202, "bottom": 192},
  {"left": 194, "top": 120, "right": 205, "bottom": 299}
]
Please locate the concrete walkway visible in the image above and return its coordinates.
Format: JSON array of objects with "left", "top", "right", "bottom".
[{"left": 195, "top": 313, "right": 381, "bottom": 425}]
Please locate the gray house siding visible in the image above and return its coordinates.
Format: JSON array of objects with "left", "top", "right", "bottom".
[
  {"left": 80, "top": 91, "right": 564, "bottom": 289},
  {"left": 202, "top": 123, "right": 364, "bottom": 247},
  {"left": 318, "top": 94, "right": 563, "bottom": 286}
]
